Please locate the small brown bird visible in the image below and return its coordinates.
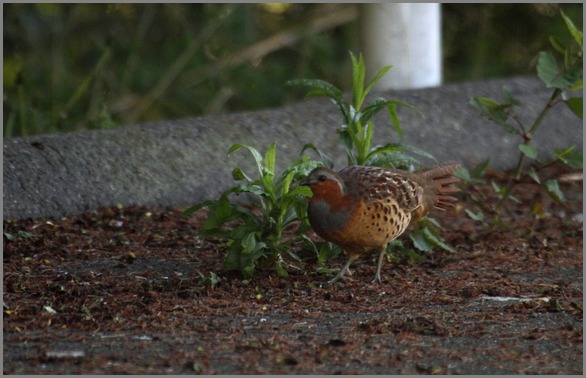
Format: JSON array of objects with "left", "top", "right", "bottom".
[{"left": 301, "top": 162, "right": 461, "bottom": 284}]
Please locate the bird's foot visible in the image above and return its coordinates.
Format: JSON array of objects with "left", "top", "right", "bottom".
[
  {"left": 323, "top": 274, "right": 353, "bottom": 286},
  {"left": 321, "top": 256, "right": 357, "bottom": 286},
  {"left": 371, "top": 273, "right": 383, "bottom": 284},
  {"left": 322, "top": 269, "right": 353, "bottom": 286}
]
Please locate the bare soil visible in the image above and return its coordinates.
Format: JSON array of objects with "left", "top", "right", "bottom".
[{"left": 3, "top": 165, "right": 583, "bottom": 374}]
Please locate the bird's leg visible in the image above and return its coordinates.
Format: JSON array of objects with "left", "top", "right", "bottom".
[
  {"left": 372, "top": 246, "right": 387, "bottom": 284},
  {"left": 326, "top": 254, "right": 358, "bottom": 285}
]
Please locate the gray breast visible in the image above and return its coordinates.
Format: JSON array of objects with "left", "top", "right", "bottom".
[{"left": 307, "top": 199, "right": 353, "bottom": 233}]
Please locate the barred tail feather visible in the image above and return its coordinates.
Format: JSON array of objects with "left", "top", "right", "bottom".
[{"left": 421, "top": 161, "right": 461, "bottom": 211}]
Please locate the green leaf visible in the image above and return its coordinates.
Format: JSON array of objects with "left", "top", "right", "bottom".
[
  {"left": 455, "top": 160, "right": 488, "bottom": 184},
  {"left": 561, "top": 10, "right": 583, "bottom": 47},
  {"left": 527, "top": 166, "right": 541, "bottom": 183},
  {"left": 409, "top": 230, "right": 433, "bottom": 253},
  {"left": 362, "top": 121, "right": 374, "bottom": 162},
  {"left": 232, "top": 167, "right": 248, "bottom": 181},
  {"left": 3, "top": 232, "right": 16, "bottom": 241},
  {"left": 465, "top": 209, "right": 485, "bottom": 222},
  {"left": 469, "top": 96, "right": 519, "bottom": 134},
  {"left": 181, "top": 199, "right": 214, "bottom": 217},
  {"left": 364, "top": 143, "right": 403, "bottom": 163},
  {"left": 224, "top": 242, "right": 250, "bottom": 276},
  {"left": 544, "top": 179, "right": 565, "bottom": 203},
  {"left": 537, "top": 51, "right": 582, "bottom": 89},
  {"left": 236, "top": 183, "right": 267, "bottom": 197},
  {"left": 501, "top": 86, "right": 521, "bottom": 106},
  {"left": 472, "top": 159, "right": 490, "bottom": 178},
  {"left": 554, "top": 145, "right": 583, "bottom": 169},
  {"left": 3, "top": 230, "right": 35, "bottom": 241},
  {"left": 454, "top": 168, "right": 471, "bottom": 182},
  {"left": 537, "top": 51, "right": 559, "bottom": 86},
  {"left": 350, "top": 52, "right": 366, "bottom": 109},
  {"left": 209, "top": 272, "right": 220, "bottom": 287},
  {"left": 301, "top": 143, "right": 333, "bottom": 168},
  {"left": 554, "top": 144, "right": 575, "bottom": 158},
  {"left": 242, "top": 264, "right": 255, "bottom": 277},
  {"left": 285, "top": 79, "right": 344, "bottom": 102},
  {"left": 337, "top": 127, "right": 354, "bottom": 152},
  {"left": 364, "top": 64, "right": 393, "bottom": 97},
  {"left": 359, "top": 98, "right": 388, "bottom": 125},
  {"left": 201, "top": 193, "right": 235, "bottom": 231},
  {"left": 316, "top": 242, "right": 333, "bottom": 266},
  {"left": 241, "top": 232, "right": 257, "bottom": 254},
  {"left": 567, "top": 79, "right": 582, "bottom": 92},
  {"left": 288, "top": 79, "right": 351, "bottom": 122},
  {"left": 365, "top": 151, "right": 419, "bottom": 169},
  {"left": 519, "top": 143, "right": 538, "bottom": 159},
  {"left": 457, "top": 159, "right": 489, "bottom": 184},
  {"left": 387, "top": 103, "right": 402, "bottom": 140},
  {"left": 422, "top": 225, "right": 455, "bottom": 253},
  {"left": 275, "top": 260, "right": 288, "bottom": 278},
  {"left": 549, "top": 35, "right": 566, "bottom": 54},
  {"left": 280, "top": 155, "right": 322, "bottom": 181},
  {"left": 261, "top": 147, "right": 276, "bottom": 200},
  {"left": 352, "top": 117, "right": 364, "bottom": 145},
  {"left": 279, "top": 170, "right": 295, "bottom": 197},
  {"left": 228, "top": 143, "right": 264, "bottom": 179},
  {"left": 398, "top": 143, "right": 437, "bottom": 161},
  {"left": 359, "top": 98, "right": 421, "bottom": 140},
  {"left": 491, "top": 180, "right": 504, "bottom": 196},
  {"left": 341, "top": 125, "right": 364, "bottom": 165},
  {"left": 264, "top": 142, "right": 276, "bottom": 175},
  {"left": 565, "top": 97, "right": 583, "bottom": 118},
  {"left": 470, "top": 97, "right": 511, "bottom": 120},
  {"left": 423, "top": 217, "right": 443, "bottom": 229},
  {"left": 223, "top": 226, "right": 268, "bottom": 276}
]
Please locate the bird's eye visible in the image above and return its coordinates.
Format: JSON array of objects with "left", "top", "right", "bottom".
[{"left": 318, "top": 175, "right": 327, "bottom": 182}]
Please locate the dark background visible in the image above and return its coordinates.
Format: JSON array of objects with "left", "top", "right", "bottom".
[{"left": 3, "top": 3, "right": 583, "bottom": 137}]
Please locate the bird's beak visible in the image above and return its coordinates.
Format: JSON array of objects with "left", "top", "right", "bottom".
[{"left": 300, "top": 179, "right": 310, "bottom": 186}]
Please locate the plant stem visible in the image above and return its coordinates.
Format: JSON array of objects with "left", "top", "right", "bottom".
[
  {"left": 493, "top": 88, "right": 563, "bottom": 214},
  {"left": 528, "top": 88, "right": 562, "bottom": 137}
]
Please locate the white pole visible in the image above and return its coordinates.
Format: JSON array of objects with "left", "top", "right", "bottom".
[{"left": 359, "top": 3, "right": 442, "bottom": 90}]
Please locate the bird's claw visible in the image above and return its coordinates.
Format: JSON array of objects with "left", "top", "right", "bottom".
[{"left": 371, "top": 275, "right": 382, "bottom": 284}]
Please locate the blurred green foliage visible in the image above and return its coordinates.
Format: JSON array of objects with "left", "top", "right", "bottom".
[{"left": 3, "top": 3, "right": 583, "bottom": 137}]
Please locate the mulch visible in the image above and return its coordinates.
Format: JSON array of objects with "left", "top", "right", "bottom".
[{"left": 3, "top": 165, "right": 583, "bottom": 374}]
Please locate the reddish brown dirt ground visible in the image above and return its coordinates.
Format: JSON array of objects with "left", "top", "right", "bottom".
[{"left": 3, "top": 166, "right": 583, "bottom": 374}]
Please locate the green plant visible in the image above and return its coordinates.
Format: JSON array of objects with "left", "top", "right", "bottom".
[
  {"left": 464, "top": 11, "right": 583, "bottom": 224},
  {"left": 288, "top": 52, "right": 431, "bottom": 168},
  {"left": 182, "top": 143, "right": 321, "bottom": 277},
  {"left": 195, "top": 270, "right": 220, "bottom": 288},
  {"left": 3, "top": 230, "right": 35, "bottom": 241},
  {"left": 288, "top": 51, "right": 455, "bottom": 260}
]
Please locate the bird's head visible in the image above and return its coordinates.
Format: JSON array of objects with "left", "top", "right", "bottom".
[{"left": 300, "top": 167, "right": 345, "bottom": 198}]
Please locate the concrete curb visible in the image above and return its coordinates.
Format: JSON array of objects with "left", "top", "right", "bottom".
[{"left": 4, "top": 76, "right": 581, "bottom": 220}]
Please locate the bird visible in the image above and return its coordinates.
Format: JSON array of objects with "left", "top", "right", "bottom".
[{"left": 300, "top": 161, "right": 461, "bottom": 284}]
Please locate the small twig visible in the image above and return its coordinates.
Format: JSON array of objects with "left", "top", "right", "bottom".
[
  {"left": 179, "top": 5, "right": 357, "bottom": 90},
  {"left": 126, "top": 5, "right": 238, "bottom": 123},
  {"left": 558, "top": 171, "right": 583, "bottom": 182}
]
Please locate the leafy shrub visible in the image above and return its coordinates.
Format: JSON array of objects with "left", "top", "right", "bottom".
[
  {"left": 288, "top": 52, "right": 430, "bottom": 168},
  {"left": 461, "top": 11, "right": 583, "bottom": 224},
  {"left": 182, "top": 143, "right": 320, "bottom": 277}
]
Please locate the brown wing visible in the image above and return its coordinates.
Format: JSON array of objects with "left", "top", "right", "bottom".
[{"left": 338, "top": 166, "right": 424, "bottom": 213}]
